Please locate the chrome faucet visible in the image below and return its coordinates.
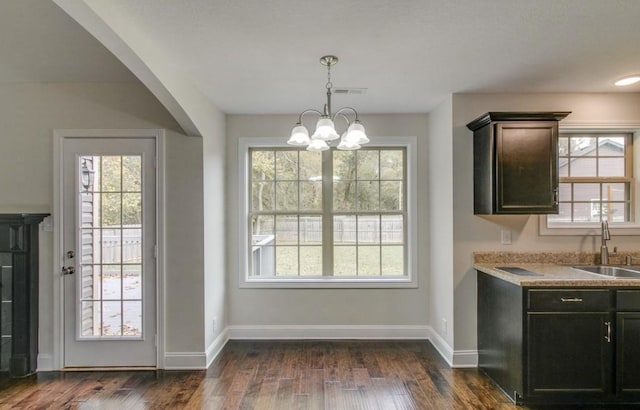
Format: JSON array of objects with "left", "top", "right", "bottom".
[{"left": 601, "top": 221, "right": 614, "bottom": 265}]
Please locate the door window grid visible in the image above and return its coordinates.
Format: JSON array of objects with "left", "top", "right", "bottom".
[
  {"left": 249, "top": 148, "right": 406, "bottom": 278},
  {"left": 549, "top": 134, "right": 633, "bottom": 224},
  {"left": 78, "top": 155, "right": 143, "bottom": 338}
]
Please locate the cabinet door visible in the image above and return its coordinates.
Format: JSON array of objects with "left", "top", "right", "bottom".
[
  {"left": 527, "top": 313, "right": 612, "bottom": 401},
  {"left": 617, "top": 312, "right": 640, "bottom": 398},
  {"left": 496, "top": 121, "right": 558, "bottom": 213}
]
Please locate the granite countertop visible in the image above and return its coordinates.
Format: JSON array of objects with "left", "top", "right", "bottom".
[{"left": 473, "top": 251, "right": 640, "bottom": 287}]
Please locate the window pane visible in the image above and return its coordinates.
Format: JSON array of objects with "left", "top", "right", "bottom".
[
  {"left": 299, "top": 151, "right": 322, "bottom": 180},
  {"left": 101, "top": 156, "right": 122, "bottom": 191},
  {"left": 300, "top": 246, "right": 322, "bottom": 276},
  {"left": 333, "top": 151, "right": 356, "bottom": 180},
  {"left": 276, "top": 246, "right": 298, "bottom": 276},
  {"left": 252, "top": 151, "right": 274, "bottom": 181},
  {"left": 102, "top": 229, "right": 121, "bottom": 264},
  {"left": 275, "top": 181, "right": 298, "bottom": 211},
  {"left": 574, "top": 183, "right": 600, "bottom": 202},
  {"left": 357, "top": 150, "right": 379, "bottom": 180},
  {"left": 252, "top": 215, "right": 274, "bottom": 237},
  {"left": 123, "top": 301, "right": 142, "bottom": 336},
  {"left": 102, "top": 193, "right": 121, "bottom": 227},
  {"left": 334, "top": 215, "right": 356, "bottom": 245},
  {"left": 122, "top": 193, "right": 141, "bottom": 226},
  {"left": 300, "top": 181, "right": 322, "bottom": 211},
  {"left": 358, "top": 246, "right": 380, "bottom": 276},
  {"left": 300, "top": 216, "right": 322, "bottom": 245},
  {"left": 334, "top": 246, "right": 356, "bottom": 276},
  {"left": 599, "top": 137, "right": 625, "bottom": 156},
  {"left": 548, "top": 203, "right": 572, "bottom": 223},
  {"left": 558, "top": 183, "right": 571, "bottom": 201},
  {"left": 570, "top": 137, "right": 596, "bottom": 156},
  {"left": 380, "top": 150, "right": 403, "bottom": 180},
  {"left": 381, "top": 215, "right": 403, "bottom": 244},
  {"left": 123, "top": 229, "right": 142, "bottom": 263},
  {"left": 381, "top": 181, "right": 403, "bottom": 211},
  {"left": 381, "top": 246, "right": 404, "bottom": 275},
  {"left": 276, "top": 151, "right": 298, "bottom": 180},
  {"left": 602, "top": 183, "right": 628, "bottom": 201},
  {"left": 252, "top": 181, "right": 274, "bottom": 211},
  {"left": 275, "top": 216, "right": 298, "bottom": 245},
  {"left": 607, "top": 202, "right": 630, "bottom": 223},
  {"left": 357, "top": 181, "right": 380, "bottom": 211},
  {"left": 123, "top": 265, "right": 142, "bottom": 300},
  {"left": 558, "top": 138, "right": 569, "bottom": 157},
  {"left": 358, "top": 216, "right": 379, "bottom": 244},
  {"left": 572, "top": 202, "right": 593, "bottom": 222},
  {"left": 333, "top": 181, "right": 355, "bottom": 211},
  {"left": 102, "top": 301, "right": 122, "bottom": 336},
  {"left": 252, "top": 244, "right": 274, "bottom": 277},
  {"left": 598, "top": 157, "right": 625, "bottom": 177},
  {"left": 102, "top": 265, "right": 121, "bottom": 300},
  {"left": 122, "top": 156, "right": 142, "bottom": 192},
  {"left": 569, "top": 157, "right": 597, "bottom": 177}
]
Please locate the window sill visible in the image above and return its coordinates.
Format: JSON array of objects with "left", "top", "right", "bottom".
[{"left": 239, "top": 277, "right": 417, "bottom": 289}]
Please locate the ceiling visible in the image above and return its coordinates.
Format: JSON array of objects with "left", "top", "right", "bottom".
[{"left": 2, "top": 0, "right": 640, "bottom": 115}]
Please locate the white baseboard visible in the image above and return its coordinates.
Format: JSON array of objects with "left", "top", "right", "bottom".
[
  {"left": 205, "top": 328, "right": 230, "bottom": 368},
  {"left": 37, "top": 354, "right": 54, "bottom": 371},
  {"left": 226, "top": 324, "right": 430, "bottom": 340},
  {"left": 164, "top": 351, "right": 208, "bottom": 370},
  {"left": 426, "top": 326, "right": 478, "bottom": 368}
]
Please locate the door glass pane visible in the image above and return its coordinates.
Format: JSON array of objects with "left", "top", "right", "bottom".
[
  {"left": 1, "top": 253, "right": 12, "bottom": 371},
  {"left": 78, "top": 155, "right": 143, "bottom": 339}
]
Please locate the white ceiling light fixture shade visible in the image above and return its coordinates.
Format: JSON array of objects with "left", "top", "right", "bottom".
[
  {"left": 615, "top": 75, "right": 640, "bottom": 87},
  {"left": 307, "top": 138, "right": 330, "bottom": 151},
  {"left": 287, "top": 124, "right": 310, "bottom": 146},
  {"left": 311, "top": 117, "right": 340, "bottom": 141},
  {"left": 290, "top": 55, "right": 369, "bottom": 151}
]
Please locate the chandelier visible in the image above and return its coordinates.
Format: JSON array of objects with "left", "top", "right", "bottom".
[{"left": 287, "top": 55, "right": 369, "bottom": 151}]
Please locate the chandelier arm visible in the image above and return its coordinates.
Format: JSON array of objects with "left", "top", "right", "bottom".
[
  {"left": 332, "top": 107, "right": 359, "bottom": 123},
  {"left": 334, "top": 112, "right": 352, "bottom": 127},
  {"left": 297, "top": 109, "right": 324, "bottom": 124}
]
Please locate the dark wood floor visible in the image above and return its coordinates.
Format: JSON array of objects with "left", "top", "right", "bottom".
[{"left": 0, "top": 339, "right": 592, "bottom": 409}]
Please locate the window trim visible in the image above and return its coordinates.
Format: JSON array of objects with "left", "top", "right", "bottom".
[
  {"left": 540, "top": 123, "right": 640, "bottom": 236},
  {"left": 238, "top": 136, "right": 418, "bottom": 288}
]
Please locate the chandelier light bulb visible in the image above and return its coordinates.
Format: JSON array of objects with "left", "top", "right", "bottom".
[
  {"left": 287, "top": 124, "right": 310, "bottom": 146},
  {"left": 312, "top": 118, "right": 340, "bottom": 141},
  {"left": 307, "top": 138, "right": 330, "bottom": 151},
  {"left": 345, "top": 121, "right": 369, "bottom": 145},
  {"left": 337, "top": 132, "right": 361, "bottom": 150}
]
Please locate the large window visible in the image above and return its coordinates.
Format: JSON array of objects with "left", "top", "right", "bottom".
[
  {"left": 240, "top": 138, "right": 416, "bottom": 288},
  {"left": 547, "top": 132, "right": 634, "bottom": 227}
]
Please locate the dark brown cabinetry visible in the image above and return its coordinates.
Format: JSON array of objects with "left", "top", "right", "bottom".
[
  {"left": 466, "top": 112, "right": 570, "bottom": 214},
  {"left": 478, "top": 271, "right": 640, "bottom": 406},
  {"left": 0, "top": 214, "right": 48, "bottom": 377}
]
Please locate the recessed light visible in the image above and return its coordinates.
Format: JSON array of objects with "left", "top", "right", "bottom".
[{"left": 615, "top": 75, "right": 640, "bottom": 86}]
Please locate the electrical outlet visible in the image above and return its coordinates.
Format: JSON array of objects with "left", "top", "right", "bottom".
[
  {"left": 442, "top": 318, "right": 447, "bottom": 336},
  {"left": 501, "top": 230, "right": 512, "bottom": 245}
]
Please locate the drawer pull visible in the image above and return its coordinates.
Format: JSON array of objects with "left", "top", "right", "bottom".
[
  {"left": 605, "top": 321, "right": 612, "bottom": 343},
  {"left": 560, "top": 297, "right": 583, "bottom": 303}
]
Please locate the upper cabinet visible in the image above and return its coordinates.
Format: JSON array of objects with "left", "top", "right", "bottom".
[{"left": 466, "top": 112, "right": 571, "bottom": 215}]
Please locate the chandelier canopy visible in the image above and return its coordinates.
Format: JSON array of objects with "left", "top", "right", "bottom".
[{"left": 287, "top": 55, "right": 369, "bottom": 151}]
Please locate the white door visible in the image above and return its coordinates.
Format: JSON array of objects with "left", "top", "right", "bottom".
[{"left": 62, "top": 137, "right": 156, "bottom": 367}]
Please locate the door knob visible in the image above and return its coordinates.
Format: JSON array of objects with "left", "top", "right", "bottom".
[{"left": 66, "top": 250, "right": 75, "bottom": 259}]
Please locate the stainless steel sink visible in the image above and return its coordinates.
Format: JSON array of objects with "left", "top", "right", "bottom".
[{"left": 572, "top": 265, "right": 640, "bottom": 278}]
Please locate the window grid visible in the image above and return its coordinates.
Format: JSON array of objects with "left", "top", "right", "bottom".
[
  {"left": 551, "top": 133, "right": 633, "bottom": 224},
  {"left": 249, "top": 148, "right": 407, "bottom": 278}
]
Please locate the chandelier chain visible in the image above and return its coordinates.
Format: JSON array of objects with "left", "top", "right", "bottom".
[{"left": 326, "top": 63, "right": 333, "bottom": 90}]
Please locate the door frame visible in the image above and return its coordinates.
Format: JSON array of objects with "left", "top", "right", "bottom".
[{"left": 52, "top": 129, "right": 166, "bottom": 370}]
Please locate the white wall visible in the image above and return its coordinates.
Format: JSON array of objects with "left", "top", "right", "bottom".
[
  {"left": 427, "top": 96, "right": 455, "bottom": 348},
  {"left": 451, "top": 93, "right": 640, "bottom": 352},
  {"left": 225, "top": 114, "right": 430, "bottom": 332},
  {"left": 0, "top": 82, "right": 206, "bottom": 365}
]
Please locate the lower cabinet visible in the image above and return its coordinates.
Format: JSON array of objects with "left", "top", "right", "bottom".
[{"left": 478, "top": 272, "right": 640, "bottom": 406}]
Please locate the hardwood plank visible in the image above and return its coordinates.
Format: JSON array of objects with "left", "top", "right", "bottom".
[{"left": 0, "top": 340, "right": 543, "bottom": 410}]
